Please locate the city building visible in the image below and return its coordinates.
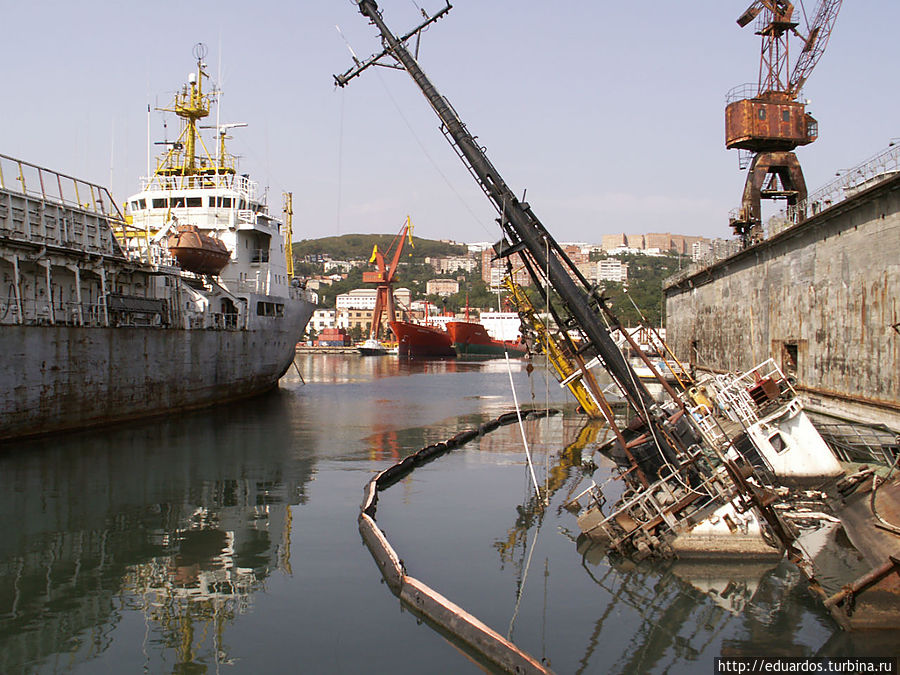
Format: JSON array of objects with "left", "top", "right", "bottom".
[
  {"left": 481, "top": 249, "right": 531, "bottom": 288},
  {"left": 597, "top": 258, "right": 629, "bottom": 284},
  {"left": 601, "top": 232, "right": 709, "bottom": 255},
  {"left": 336, "top": 287, "right": 412, "bottom": 311},
  {"left": 309, "top": 308, "right": 337, "bottom": 334},
  {"left": 425, "top": 255, "right": 479, "bottom": 275},
  {"left": 426, "top": 278, "right": 460, "bottom": 296}
]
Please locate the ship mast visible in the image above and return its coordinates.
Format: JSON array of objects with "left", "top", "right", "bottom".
[
  {"left": 335, "top": 1, "right": 687, "bottom": 464},
  {"left": 154, "top": 43, "right": 222, "bottom": 185}
]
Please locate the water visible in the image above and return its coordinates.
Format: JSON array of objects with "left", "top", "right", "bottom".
[{"left": 0, "top": 354, "right": 895, "bottom": 673}]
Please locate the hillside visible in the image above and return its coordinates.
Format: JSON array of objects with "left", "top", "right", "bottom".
[{"left": 293, "top": 233, "right": 467, "bottom": 261}]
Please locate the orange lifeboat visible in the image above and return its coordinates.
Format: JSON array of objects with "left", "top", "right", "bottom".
[{"left": 167, "top": 224, "right": 231, "bottom": 275}]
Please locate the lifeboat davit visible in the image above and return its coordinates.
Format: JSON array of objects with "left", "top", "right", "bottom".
[{"left": 167, "top": 224, "right": 231, "bottom": 275}]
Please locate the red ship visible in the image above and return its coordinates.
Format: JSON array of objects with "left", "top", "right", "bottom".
[
  {"left": 389, "top": 320, "right": 455, "bottom": 358},
  {"left": 445, "top": 320, "right": 527, "bottom": 357}
]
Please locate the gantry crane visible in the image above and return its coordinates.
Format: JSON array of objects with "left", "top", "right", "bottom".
[
  {"left": 362, "top": 216, "right": 414, "bottom": 341},
  {"left": 726, "top": 0, "right": 843, "bottom": 246}
]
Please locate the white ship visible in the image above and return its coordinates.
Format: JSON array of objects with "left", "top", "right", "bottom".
[{"left": 0, "top": 45, "right": 316, "bottom": 441}]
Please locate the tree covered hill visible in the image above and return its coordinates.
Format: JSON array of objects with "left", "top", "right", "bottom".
[{"left": 293, "top": 233, "right": 467, "bottom": 261}]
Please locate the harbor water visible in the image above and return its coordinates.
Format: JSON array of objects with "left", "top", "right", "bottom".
[{"left": 1, "top": 354, "right": 896, "bottom": 673}]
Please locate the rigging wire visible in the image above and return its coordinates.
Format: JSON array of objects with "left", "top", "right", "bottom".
[
  {"left": 336, "top": 89, "right": 345, "bottom": 235},
  {"left": 498, "top": 201, "right": 542, "bottom": 504},
  {"left": 370, "top": 67, "right": 493, "bottom": 237}
]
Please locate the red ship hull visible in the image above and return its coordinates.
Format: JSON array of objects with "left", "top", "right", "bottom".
[
  {"left": 445, "top": 320, "right": 527, "bottom": 357},
  {"left": 389, "top": 320, "right": 455, "bottom": 358}
]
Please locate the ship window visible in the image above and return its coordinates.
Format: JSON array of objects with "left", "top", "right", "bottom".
[
  {"left": 758, "top": 108, "right": 767, "bottom": 120},
  {"left": 208, "top": 197, "right": 217, "bottom": 207},
  {"left": 138, "top": 199, "right": 146, "bottom": 209},
  {"left": 255, "top": 302, "right": 284, "bottom": 317},
  {"left": 186, "top": 197, "right": 202, "bottom": 207},
  {"left": 171, "top": 197, "right": 185, "bottom": 208},
  {"left": 782, "top": 110, "right": 790, "bottom": 122},
  {"left": 152, "top": 198, "right": 167, "bottom": 209},
  {"left": 768, "top": 431, "right": 788, "bottom": 454},
  {"left": 239, "top": 199, "right": 247, "bottom": 210},
  {"left": 221, "top": 197, "right": 232, "bottom": 208}
]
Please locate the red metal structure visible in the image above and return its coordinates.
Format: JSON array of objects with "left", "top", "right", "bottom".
[
  {"left": 726, "top": 0, "right": 843, "bottom": 246},
  {"left": 363, "top": 217, "right": 414, "bottom": 340}
]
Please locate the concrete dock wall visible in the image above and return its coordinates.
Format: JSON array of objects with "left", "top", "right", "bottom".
[{"left": 664, "top": 175, "right": 900, "bottom": 430}]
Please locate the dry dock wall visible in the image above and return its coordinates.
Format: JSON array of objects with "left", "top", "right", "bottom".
[{"left": 664, "top": 174, "right": 900, "bottom": 431}]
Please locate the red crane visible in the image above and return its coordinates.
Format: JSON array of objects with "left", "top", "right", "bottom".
[
  {"left": 362, "top": 216, "right": 414, "bottom": 341},
  {"left": 726, "top": 0, "right": 843, "bottom": 246}
]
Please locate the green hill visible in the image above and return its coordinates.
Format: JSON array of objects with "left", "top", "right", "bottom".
[{"left": 293, "top": 233, "right": 467, "bottom": 261}]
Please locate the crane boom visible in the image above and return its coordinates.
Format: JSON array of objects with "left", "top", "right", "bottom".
[
  {"left": 336, "top": 0, "right": 688, "bottom": 464},
  {"left": 789, "top": 0, "right": 843, "bottom": 96}
]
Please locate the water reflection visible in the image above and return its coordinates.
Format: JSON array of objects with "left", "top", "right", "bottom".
[{"left": 0, "top": 391, "right": 314, "bottom": 673}]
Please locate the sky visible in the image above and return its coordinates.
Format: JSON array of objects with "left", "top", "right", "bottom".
[{"left": 1, "top": 1, "right": 897, "bottom": 245}]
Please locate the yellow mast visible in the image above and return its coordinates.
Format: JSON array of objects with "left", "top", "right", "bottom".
[
  {"left": 155, "top": 44, "right": 214, "bottom": 182},
  {"left": 283, "top": 192, "right": 294, "bottom": 277}
]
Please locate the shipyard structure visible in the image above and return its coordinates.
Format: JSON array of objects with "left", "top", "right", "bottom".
[{"left": 664, "top": 158, "right": 899, "bottom": 431}]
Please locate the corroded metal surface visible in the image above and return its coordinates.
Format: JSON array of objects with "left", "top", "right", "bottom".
[{"left": 665, "top": 175, "right": 900, "bottom": 431}]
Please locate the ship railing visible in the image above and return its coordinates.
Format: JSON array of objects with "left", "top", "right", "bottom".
[
  {"left": 705, "top": 359, "right": 792, "bottom": 427},
  {"left": 237, "top": 209, "right": 258, "bottom": 226},
  {"left": 140, "top": 170, "right": 258, "bottom": 200},
  {"left": 0, "top": 153, "right": 123, "bottom": 220},
  {"left": 783, "top": 142, "right": 900, "bottom": 225},
  {"left": 584, "top": 451, "right": 733, "bottom": 551},
  {"left": 1, "top": 299, "right": 115, "bottom": 327}
]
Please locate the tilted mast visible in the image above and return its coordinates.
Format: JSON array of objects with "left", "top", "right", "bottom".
[{"left": 335, "top": 0, "right": 686, "bottom": 463}]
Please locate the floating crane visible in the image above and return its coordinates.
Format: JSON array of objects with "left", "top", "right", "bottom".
[
  {"left": 726, "top": 0, "right": 843, "bottom": 246},
  {"left": 362, "top": 216, "right": 414, "bottom": 341}
]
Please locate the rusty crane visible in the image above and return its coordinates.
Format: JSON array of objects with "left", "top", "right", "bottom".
[
  {"left": 363, "top": 216, "right": 414, "bottom": 341},
  {"left": 726, "top": 0, "right": 843, "bottom": 246}
]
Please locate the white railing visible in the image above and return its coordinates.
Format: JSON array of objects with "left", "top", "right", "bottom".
[
  {"left": 784, "top": 142, "right": 900, "bottom": 225},
  {"left": 140, "top": 170, "right": 258, "bottom": 204}
]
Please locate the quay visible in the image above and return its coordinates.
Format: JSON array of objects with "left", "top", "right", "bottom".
[{"left": 665, "top": 162, "right": 900, "bottom": 431}]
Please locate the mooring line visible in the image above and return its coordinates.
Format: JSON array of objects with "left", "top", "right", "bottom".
[{"left": 358, "top": 407, "right": 559, "bottom": 675}]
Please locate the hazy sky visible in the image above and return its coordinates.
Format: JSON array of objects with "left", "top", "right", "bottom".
[{"left": 2, "top": 1, "right": 896, "bottom": 244}]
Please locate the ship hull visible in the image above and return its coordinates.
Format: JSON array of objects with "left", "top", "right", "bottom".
[
  {"left": 389, "top": 320, "right": 455, "bottom": 358},
  {"left": 0, "top": 297, "right": 314, "bottom": 441},
  {"left": 445, "top": 320, "right": 527, "bottom": 357}
]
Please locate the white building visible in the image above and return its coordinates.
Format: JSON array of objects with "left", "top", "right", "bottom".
[
  {"left": 309, "top": 309, "right": 337, "bottom": 333},
  {"left": 336, "top": 287, "right": 412, "bottom": 311},
  {"left": 597, "top": 258, "right": 629, "bottom": 284}
]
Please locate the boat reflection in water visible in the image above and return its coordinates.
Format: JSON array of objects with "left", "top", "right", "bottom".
[{"left": 0, "top": 391, "right": 314, "bottom": 673}]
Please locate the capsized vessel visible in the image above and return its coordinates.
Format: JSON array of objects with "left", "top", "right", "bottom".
[{"left": 334, "top": 1, "right": 900, "bottom": 629}]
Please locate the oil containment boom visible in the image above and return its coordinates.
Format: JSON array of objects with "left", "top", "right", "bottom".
[{"left": 335, "top": 0, "right": 690, "bottom": 463}]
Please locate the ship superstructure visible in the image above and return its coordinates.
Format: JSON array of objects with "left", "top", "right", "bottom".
[{"left": 0, "top": 44, "right": 315, "bottom": 440}]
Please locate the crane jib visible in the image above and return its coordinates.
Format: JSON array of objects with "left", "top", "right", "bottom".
[{"left": 344, "top": 0, "right": 686, "bottom": 459}]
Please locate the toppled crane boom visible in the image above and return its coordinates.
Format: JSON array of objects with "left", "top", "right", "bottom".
[
  {"left": 502, "top": 276, "right": 606, "bottom": 420},
  {"left": 335, "top": 0, "right": 848, "bottom": 559}
]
